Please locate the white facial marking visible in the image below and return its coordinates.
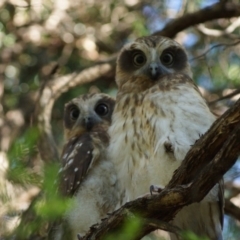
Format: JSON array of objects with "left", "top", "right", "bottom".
[{"left": 150, "top": 48, "right": 158, "bottom": 62}]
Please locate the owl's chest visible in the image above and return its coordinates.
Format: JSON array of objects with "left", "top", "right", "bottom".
[
  {"left": 112, "top": 97, "right": 173, "bottom": 161},
  {"left": 117, "top": 99, "right": 159, "bottom": 155},
  {"left": 109, "top": 96, "right": 179, "bottom": 198},
  {"left": 109, "top": 87, "right": 215, "bottom": 199}
]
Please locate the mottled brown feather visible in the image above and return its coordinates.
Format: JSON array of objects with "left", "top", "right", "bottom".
[{"left": 60, "top": 134, "right": 94, "bottom": 196}]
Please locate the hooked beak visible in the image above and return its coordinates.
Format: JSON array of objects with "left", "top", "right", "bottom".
[
  {"left": 84, "top": 117, "right": 94, "bottom": 131},
  {"left": 148, "top": 62, "right": 162, "bottom": 81}
]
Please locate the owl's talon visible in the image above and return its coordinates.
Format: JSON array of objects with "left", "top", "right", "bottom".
[{"left": 150, "top": 185, "right": 163, "bottom": 195}]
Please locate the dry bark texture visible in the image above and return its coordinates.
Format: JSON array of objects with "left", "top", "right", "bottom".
[{"left": 81, "top": 98, "right": 240, "bottom": 240}]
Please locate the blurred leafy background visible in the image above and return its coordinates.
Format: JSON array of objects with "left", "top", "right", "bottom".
[{"left": 0, "top": 0, "right": 240, "bottom": 239}]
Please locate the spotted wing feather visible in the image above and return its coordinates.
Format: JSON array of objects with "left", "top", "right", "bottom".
[{"left": 59, "top": 133, "right": 96, "bottom": 197}]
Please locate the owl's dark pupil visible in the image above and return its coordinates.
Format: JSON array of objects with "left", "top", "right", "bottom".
[
  {"left": 161, "top": 53, "right": 173, "bottom": 65},
  {"left": 95, "top": 104, "right": 108, "bottom": 116},
  {"left": 163, "top": 55, "right": 170, "bottom": 62},
  {"left": 71, "top": 109, "right": 79, "bottom": 119},
  {"left": 133, "top": 52, "right": 146, "bottom": 66},
  {"left": 136, "top": 55, "right": 144, "bottom": 64}
]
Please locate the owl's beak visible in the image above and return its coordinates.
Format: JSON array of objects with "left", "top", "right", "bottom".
[
  {"left": 82, "top": 114, "right": 101, "bottom": 131},
  {"left": 84, "top": 117, "right": 94, "bottom": 131},
  {"left": 148, "top": 63, "right": 162, "bottom": 80}
]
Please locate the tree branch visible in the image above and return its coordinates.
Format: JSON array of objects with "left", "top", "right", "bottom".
[
  {"left": 186, "top": 124, "right": 240, "bottom": 202},
  {"left": 82, "top": 98, "right": 240, "bottom": 240},
  {"left": 191, "top": 40, "right": 240, "bottom": 62},
  {"left": 224, "top": 199, "right": 240, "bottom": 221},
  {"left": 168, "top": 97, "right": 240, "bottom": 187},
  {"left": 153, "top": 2, "right": 240, "bottom": 38},
  {"left": 225, "top": 182, "right": 240, "bottom": 198},
  {"left": 144, "top": 218, "right": 181, "bottom": 235},
  {"left": 225, "top": 199, "right": 240, "bottom": 222},
  {"left": 209, "top": 88, "right": 240, "bottom": 106}
]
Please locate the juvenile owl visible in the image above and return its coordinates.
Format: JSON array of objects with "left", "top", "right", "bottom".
[
  {"left": 108, "top": 36, "right": 223, "bottom": 240},
  {"left": 51, "top": 93, "right": 119, "bottom": 240}
]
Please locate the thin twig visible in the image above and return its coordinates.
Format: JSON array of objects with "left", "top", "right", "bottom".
[
  {"left": 190, "top": 40, "right": 240, "bottom": 61},
  {"left": 209, "top": 89, "right": 240, "bottom": 105}
]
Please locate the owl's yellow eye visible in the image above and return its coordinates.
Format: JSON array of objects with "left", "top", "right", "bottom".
[
  {"left": 133, "top": 52, "right": 146, "bottom": 67},
  {"left": 70, "top": 107, "right": 80, "bottom": 120},
  {"left": 161, "top": 52, "right": 174, "bottom": 66}
]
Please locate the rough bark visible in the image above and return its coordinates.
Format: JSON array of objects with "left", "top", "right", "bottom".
[
  {"left": 168, "top": 96, "right": 240, "bottom": 187},
  {"left": 81, "top": 98, "right": 240, "bottom": 240}
]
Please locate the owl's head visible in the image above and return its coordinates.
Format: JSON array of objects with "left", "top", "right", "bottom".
[
  {"left": 64, "top": 93, "right": 115, "bottom": 139},
  {"left": 116, "top": 36, "right": 192, "bottom": 92}
]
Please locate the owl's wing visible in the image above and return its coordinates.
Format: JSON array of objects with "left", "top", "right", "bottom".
[{"left": 59, "top": 134, "right": 97, "bottom": 197}]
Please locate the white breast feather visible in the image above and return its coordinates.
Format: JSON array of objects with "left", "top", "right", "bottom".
[
  {"left": 65, "top": 158, "right": 118, "bottom": 238},
  {"left": 108, "top": 84, "right": 216, "bottom": 201}
]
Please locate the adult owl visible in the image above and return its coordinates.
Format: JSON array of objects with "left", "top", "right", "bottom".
[
  {"left": 108, "top": 36, "right": 223, "bottom": 240},
  {"left": 50, "top": 93, "right": 119, "bottom": 240}
]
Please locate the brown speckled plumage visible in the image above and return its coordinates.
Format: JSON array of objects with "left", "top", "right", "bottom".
[{"left": 108, "top": 36, "right": 223, "bottom": 240}]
